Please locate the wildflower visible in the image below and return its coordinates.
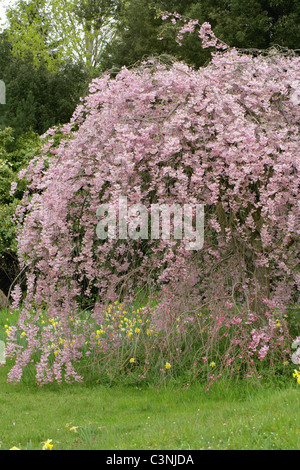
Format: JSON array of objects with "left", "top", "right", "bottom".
[
  {"left": 69, "top": 426, "right": 78, "bottom": 432},
  {"left": 292, "top": 337, "right": 300, "bottom": 349},
  {"left": 210, "top": 362, "right": 216, "bottom": 368},
  {"left": 10, "top": 446, "right": 20, "bottom": 450},
  {"left": 42, "top": 439, "right": 53, "bottom": 450},
  {"left": 165, "top": 362, "right": 171, "bottom": 370},
  {"left": 130, "top": 357, "right": 135, "bottom": 363},
  {"left": 291, "top": 349, "right": 300, "bottom": 365}
]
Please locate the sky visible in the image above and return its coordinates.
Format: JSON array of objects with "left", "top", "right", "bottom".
[
  {"left": 0, "top": 0, "right": 18, "bottom": 29},
  {"left": 0, "top": 2, "right": 8, "bottom": 28}
]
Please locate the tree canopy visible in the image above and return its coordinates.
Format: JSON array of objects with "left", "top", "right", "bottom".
[
  {"left": 4, "top": 0, "right": 123, "bottom": 73},
  {"left": 0, "top": 32, "right": 89, "bottom": 138},
  {"left": 102, "top": 0, "right": 300, "bottom": 70}
]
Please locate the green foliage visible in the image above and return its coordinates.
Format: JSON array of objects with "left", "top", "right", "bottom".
[
  {"left": 100, "top": 0, "right": 197, "bottom": 71},
  {"left": 0, "top": 32, "right": 89, "bottom": 137},
  {"left": 5, "top": 0, "right": 123, "bottom": 73},
  {"left": 0, "top": 128, "right": 41, "bottom": 291},
  {"left": 186, "top": 0, "right": 300, "bottom": 50},
  {"left": 102, "top": 0, "right": 300, "bottom": 71},
  {"left": 287, "top": 305, "right": 300, "bottom": 338}
]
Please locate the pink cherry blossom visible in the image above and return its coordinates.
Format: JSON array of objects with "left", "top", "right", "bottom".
[{"left": 6, "top": 24, "right": 299, "bottom": 384}]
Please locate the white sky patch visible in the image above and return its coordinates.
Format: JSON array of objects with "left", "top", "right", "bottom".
[{"left": 0, "top": 0, "right": 18, "bottom": 29}]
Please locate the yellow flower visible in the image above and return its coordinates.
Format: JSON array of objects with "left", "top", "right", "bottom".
[
  {"left": 69, "top": 426, "right": 78, "bottom": 432},
  {"left": 210, "top": 362, "right": 216, "bottom": 368},
  {"left": 42, "top": 439, "right": 53, "bottom": 450},
  {"left": 165, "top": 362, "right": 171, "bottom": 370},
  {"left": 129, "top": 357, "right": 135, "bottom": 363},
  {"left": 9, "top": 446, "right": 20, "bottom": 450}
]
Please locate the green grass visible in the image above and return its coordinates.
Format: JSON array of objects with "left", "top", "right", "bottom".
[{"left": 0, "top": 361, "right": 299, "bottom": 450}]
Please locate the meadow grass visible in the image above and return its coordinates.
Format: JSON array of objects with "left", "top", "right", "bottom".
[{"left": 1, "top": 307, "right": 300, "bottom": 450}]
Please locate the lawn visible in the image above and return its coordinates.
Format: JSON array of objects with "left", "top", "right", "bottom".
[{"left": 0, "top": 359, "right": 299, "bottom": 450}]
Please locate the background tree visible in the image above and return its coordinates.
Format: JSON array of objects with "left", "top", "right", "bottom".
[
  {"left": 186, "top": 0, "right": 300, "bottom": 50},
  {"left": 4, "top": 0, "right": 123, "bottom": 75},
  {"left": 4, "top": 0, "right": 299, "bottom": 74},
  {"left": 100, "top": 0, "right": 208, "bottom": 71},
  {"left": 102, "top": 0, "right": 300, "bottom": 71},
  {"left": 0, "top": 32, "right": 89, "bottom": 137},
  {"left": 0, "top": 128, "right": 41, "bottom": 295}
]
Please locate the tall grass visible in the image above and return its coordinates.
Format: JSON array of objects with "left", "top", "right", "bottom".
[{"left": 1, "top": 303, "right": 299, "bottom": 388}]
